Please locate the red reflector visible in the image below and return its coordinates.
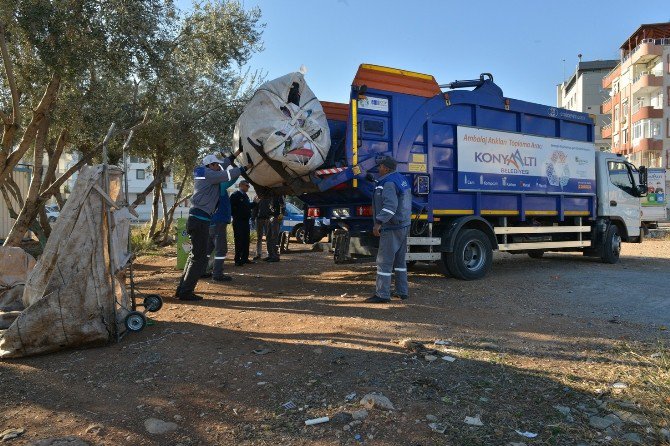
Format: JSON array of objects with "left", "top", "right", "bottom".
[
  {"left": 307, "top": 207, "right": 321, "bottom": 217},
  {"left": 356, "top": 205, "right": 373, "bottom": 217}
]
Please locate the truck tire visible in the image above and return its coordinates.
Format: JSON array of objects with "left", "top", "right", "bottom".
[
  {"left": 443, "top": 229, "right": 492, "bottom": 280},
  {"left": 600, "top": 225, "right": 621, "bottom": 264},
  {"left": 527, "top": 250, "right": 545, "bottom": 259}
]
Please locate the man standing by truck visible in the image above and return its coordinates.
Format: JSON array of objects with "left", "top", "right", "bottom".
[
  {"left": 230, "top": 180, "right": 256, "bottom": 266},
  {"left": 176, "top": 153, "right": 245, "bottom": 301},
  {"left": 265, "top": 194, "right": 285, "bottom": 262},
  {"left": 253, "top": 195, "right": 272, "bottom": 260},
  {"left": 366, "top": 156, "right": 412, "bottom": 303}
]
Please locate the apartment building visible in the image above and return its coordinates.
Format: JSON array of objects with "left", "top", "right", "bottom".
[
  {"left": 601, "top": 22, "right": 670, "bottom": 169},
  {"left": 557, "top": 59, "right": 619, "bottom": 151}
]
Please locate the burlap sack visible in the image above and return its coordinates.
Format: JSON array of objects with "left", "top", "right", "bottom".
[{"left": 0, "top": 165, "right": 131, "bottom": 358}]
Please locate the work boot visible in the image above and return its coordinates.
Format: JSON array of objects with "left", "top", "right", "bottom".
[
  {"left": 201, "top": 272, "right": 212, "bottom": 279},
  {"left": 252, "top": 255, "right": 261, "bottom": 261},
  {"left": 392, "top": 292, "right": 409, "bottom": 301},
  {"left": 178, "top": 293, "right": 204, "bottom": 301},
  {"left": 265, "top": 257, "right": 280, "bottom": 263},
  {"left": 212, "top": 275, "right": 233, "bottom": 282},
  {"left": 364, "top": 295, "right": 391, "bottom": 303}
]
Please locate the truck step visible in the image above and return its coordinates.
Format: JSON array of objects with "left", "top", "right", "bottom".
[
  {"left": 494, "top": 225, "right": 590, "bottom": 235},
  {"left": 407, "top": 237, "right": 441, "bottom": 246},
  {"left": 498, "top": 240, "right": 591, "bottom": 251},
  {"left": 406, "top": 252, "right": 442, "bottom": 261}
]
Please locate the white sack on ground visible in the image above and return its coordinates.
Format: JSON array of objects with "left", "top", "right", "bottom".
[
  {"left": 0, "top": 247, "right": 36, "bottom": 329},
  {"left": 0, "top": 165, "right": 132, "bottom": 358},
  {"left": 233, "top": 72, "right": 331, "bottom": 187}
]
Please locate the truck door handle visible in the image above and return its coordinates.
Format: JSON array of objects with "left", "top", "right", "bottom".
[{"left": 610, "top": 200, "right": 617, "bottom": 207}]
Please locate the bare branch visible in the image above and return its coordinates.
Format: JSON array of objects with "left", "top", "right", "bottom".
[
  {"left": 41, "top": 128, "right": 68, "bottom": 194},
  {"left": 0, "top": 22, "right": 20, "bottom": 124},
  {"left": 1, "top": 74, "right": 61, "bottom": 184},
  {"left": 39, "top": 115, "right": 149, "bottom": 200}
]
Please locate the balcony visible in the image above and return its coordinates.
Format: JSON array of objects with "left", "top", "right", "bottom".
[
  {"left": 601, "top": 97, "right": 613, "bottom": 114},
  {"left": 601, "top": 123, "right": 612, "bottom": 139},
  {"left": 602, "top": 65, "right": 620, "bottom": 89},
  {"left": 628, "top": 39, "right": 665, "bottom": 65},
  {"left": 631, "top": 138, "right": 663, "bottom": 153},
  {"left": 632, "top": 106, "right": 663, "bottom": 123},
  {"left": 631, "top": 72, "right": 663, "bottom": 94}
]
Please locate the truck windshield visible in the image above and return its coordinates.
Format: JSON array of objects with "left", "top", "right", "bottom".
[{"left": 607, "top": 161, "right": 637, "bottom": 196}]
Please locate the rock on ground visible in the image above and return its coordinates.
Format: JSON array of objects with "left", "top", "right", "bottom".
[
  {"left": 144, "top": 418, "right": 178, "bottom": 435},
  {"left": 360, "top": 393, "right": 395, "bottom": 410}
]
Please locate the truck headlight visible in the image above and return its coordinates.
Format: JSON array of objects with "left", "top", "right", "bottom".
[{"left": 332, "top": 207, "right": 350, "bottom": 218}]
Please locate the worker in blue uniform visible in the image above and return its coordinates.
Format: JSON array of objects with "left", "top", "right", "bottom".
[
  {"left": 176, "top": 153, "right": 245, "bottom": 301},
  {"left": 206, "top": 174, "right": 237, "bottom": 282},
  {"left": 365, "top": 156, "right": 412, "bottom": 303}
]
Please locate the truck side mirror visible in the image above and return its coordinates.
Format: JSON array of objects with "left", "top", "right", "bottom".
[
  {"left": 638, "top": 166, "right": 648, "bottom": 197},
  {"left": 639, "top": 165, "right": 648, "bottom": 187}
]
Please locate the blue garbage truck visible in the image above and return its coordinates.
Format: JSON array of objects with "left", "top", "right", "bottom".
[{"left": 297, "top": 64, "right": 648, "bottom": 280}]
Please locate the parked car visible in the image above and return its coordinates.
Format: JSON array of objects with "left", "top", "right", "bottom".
[
  {"left": 281, "top": 202, "right": 306, "bottom": 244},
  {"left": 45, "top": 205, "right": 60, "bottom": 223}
]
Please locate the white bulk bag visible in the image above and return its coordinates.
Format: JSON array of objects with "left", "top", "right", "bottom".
[{"left": 233, "top": 72, "right": 330, "bottom": 187}]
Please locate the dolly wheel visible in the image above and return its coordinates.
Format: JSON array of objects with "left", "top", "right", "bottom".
[
  {"left": 125, "top": 311, "right": 147, "bottom": 332},
  {"left": 143, "top": 294, "right": 163, "bottom": 312}
]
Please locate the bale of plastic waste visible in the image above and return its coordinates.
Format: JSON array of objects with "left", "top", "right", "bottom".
[{"left": 233, "top": 71, "right": 330, "bottom": 188}]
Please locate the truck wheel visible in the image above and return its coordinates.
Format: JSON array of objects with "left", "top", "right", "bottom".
[
  {"left": 443, "top": 229, "right": 492, "bottom": 280},
  {"left": 600, "top": 225, "right": 621, "bottom": 264},
  {"left": 294, "top": 225, "right": 306, "bottom": 244},
  {"left": 528, "top": 250, "right": 545, "bottom": 259}
]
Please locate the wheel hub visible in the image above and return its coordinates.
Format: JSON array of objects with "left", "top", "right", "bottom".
[{"left": 462, "top": 240, "right": 485, "bottom": 271}]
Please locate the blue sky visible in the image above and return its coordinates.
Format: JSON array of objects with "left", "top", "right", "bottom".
[{"left": 179, "top": 0, "right": 669, "bottom": 106}]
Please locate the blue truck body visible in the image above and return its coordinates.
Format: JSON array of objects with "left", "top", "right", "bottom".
[{"left": 302, "top": 65, "right": 596, "bottom": 243}]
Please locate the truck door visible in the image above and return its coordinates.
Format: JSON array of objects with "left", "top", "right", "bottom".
[{"left": 605, "top": 161, "right": 642, "bottom": 238}]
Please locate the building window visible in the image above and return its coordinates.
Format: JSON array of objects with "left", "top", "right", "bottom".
[{"left": 136, "top": 169, "right": 145, "bottom": 180}]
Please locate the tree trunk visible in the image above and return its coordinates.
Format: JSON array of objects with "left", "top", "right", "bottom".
[
  {"left": 3, "top": 115, "right": 50, "bottom": 246},
  {"left": 129, "top": 169, "right": 170, "bottom": 209},
  {"left": 147, "top": 183, "right": 162, "bottom": 240},
  {"left": 38, "top": 203, "right": 51, "bottom": 241},
  {"left": 0, "top": 74, "right": 60, "bottom": 188},
  {"left": 155, "top": 173, "right": 188, "bottom": 244}
]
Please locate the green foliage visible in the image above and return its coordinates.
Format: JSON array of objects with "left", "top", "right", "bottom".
[{"left": 130, "top": 224, "right": 160, "bottom": 256}]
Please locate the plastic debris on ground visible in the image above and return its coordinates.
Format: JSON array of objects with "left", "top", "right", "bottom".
[
  {"left": 305, "top": 416, "right": 329, "bottom": 426},
  {"left": 464, "top": 415, "right": 484, "bottom": 426},
  {"left": 515, "top": 430, "right": 538, "bottom": 438},
  {"left": 433, "top": 339, "right": 452, "bottom": 345},
  {"left": 281, "top": 401, "right": 297, "bottom": 410},
  {"left": 442, "top": 355, "right": 456, "bottom": 362},
  {"left": 428, "top": 423, "right": 447, "bottom": 434},
  {"left": 345, "top": 392, "right": 357, "bottom": 401},
  {"left": 252, "top": 348, "right": 273, "bottom": 355}
]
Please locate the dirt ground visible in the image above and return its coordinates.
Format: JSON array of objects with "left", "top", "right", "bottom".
[{"left": 1, "top": 239, "right": 669, "bottom": 446}]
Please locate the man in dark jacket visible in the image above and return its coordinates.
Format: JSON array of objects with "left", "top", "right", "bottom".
[
  {"left": 265, "top": 195, "right": 285, "bottom": 262},
  {"left": 230, "top": 180, "right": 256, "bottom": 266},
  {"left": 176, "top": 153, "right": 244, "bottom": 301},
  {"left": 253, "top": 195, "right": 271, "bottom": 260}
]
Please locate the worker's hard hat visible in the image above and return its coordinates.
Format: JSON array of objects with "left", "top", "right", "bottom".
[{"left": 202, "top": 154, "right": 223, "bottom": 166}]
